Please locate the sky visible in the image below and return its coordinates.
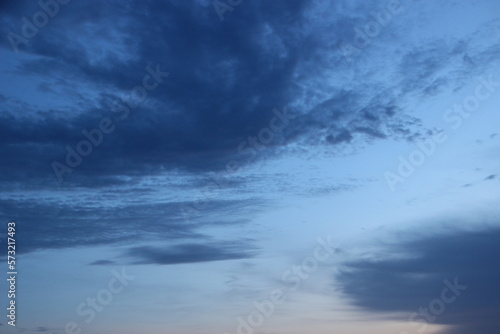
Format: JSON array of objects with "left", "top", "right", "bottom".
[{"left": 0, "top": 0, "right": 500, "bottom": 333}]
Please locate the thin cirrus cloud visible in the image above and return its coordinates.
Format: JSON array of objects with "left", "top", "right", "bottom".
[{"left": 336, "top": 225, "right": 500, "bottom": 334}]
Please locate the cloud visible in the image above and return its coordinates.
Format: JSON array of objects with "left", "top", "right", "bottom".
[
  {"left": 89, "top": 259, "right": 115, "bottom": 265},
  {"left": 0, "top": 0, "right": 437, "bottom": 262},
  {"left": 0, "top": 0, "right": 498, "bottom": 260},
  {"left": 0, "top": 0, "right": 430, "bottom": 189},
  {"left": 336, "top": 226, "right": 500, "bottom": 334},
  {"left": 124, "top": 241, "right": 258, "bottom": 265},
  {"left": 0, "top": 196, "right": 261, "bottom": 253}
]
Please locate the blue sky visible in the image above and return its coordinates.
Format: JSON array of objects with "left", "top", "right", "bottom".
[{"left": 1, "top": 0, "right": 500, "bottom": 333}]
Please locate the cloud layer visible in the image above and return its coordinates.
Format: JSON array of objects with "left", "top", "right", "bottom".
[{"left": 337, "top": 226, "right": 500, "bottom": 334}]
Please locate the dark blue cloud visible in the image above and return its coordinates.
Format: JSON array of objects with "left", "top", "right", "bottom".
[
  {"left": 0, "top": 196, "right": 263, "bottom": 253},
  {"left": 0, "top": 1, "right": 433, "bottom": 268},
  {"left": 336, "top": 226, "right": 500, "bottom": 334},
  {"left": 124, "top": 241, "right": 258, "bottom": 265},
  {"left": 89, "top": 259, "right": 115, "bottom": 265}
]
